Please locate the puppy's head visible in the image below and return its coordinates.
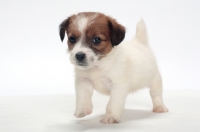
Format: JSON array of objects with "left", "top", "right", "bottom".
[{"left": 59, "top": 12, "right": 125, "bottom": 70}]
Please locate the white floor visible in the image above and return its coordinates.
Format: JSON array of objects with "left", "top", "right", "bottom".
[{"left": 0, "top": 90, "right": 200, "bottom": 132}]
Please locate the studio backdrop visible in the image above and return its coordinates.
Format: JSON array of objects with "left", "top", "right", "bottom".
[{"left": 0, "top": 0, "right": 200, "bottom": 95}]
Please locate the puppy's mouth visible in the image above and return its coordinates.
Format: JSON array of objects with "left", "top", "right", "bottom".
[
  {"left": 76, "top": 62, "right": 88, "bottom": 67},
  {"left": 75, "top": 59, "right": 90, "bottom": 69},
  {"left": 75, "top": 63, "right": 91, "bottom": 70}
]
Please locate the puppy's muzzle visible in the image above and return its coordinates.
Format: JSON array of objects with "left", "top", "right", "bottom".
[{"left": 75, "top": 52, "right": 86, "bottom": 62}]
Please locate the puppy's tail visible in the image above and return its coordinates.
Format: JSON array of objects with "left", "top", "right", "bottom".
[{"left": 134, "top": 19, "right": 148, "bottom": 46}]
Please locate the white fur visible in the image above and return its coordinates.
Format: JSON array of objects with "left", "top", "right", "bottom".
[
  {"left": 73, "top": 19, "right": 168, "bottom": 124},
  {"left": 77, "top": 17, "right": 88, "bottom": 34}
]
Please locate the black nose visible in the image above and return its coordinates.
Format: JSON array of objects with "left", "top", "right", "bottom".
[{"left": 75, "top": 52, "right": 86, "bottom": 62}]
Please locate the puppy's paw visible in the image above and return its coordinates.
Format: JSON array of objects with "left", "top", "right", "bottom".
[
  {"left": 74, "top": 107, "right": 92, "bottom": 118},
  {"left": 100, "top": 114, "right": 120, "bottom": 124},
  {"left": 153, "top": 105, "right": 168, "bottom": 113}
]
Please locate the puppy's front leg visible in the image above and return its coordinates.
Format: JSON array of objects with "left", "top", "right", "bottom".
[
  {"left": 101, "top": 84, "right": 128, "bottom": 124},
  {"left": 74, "top": 77, "right": 93, "bottom": 118}
]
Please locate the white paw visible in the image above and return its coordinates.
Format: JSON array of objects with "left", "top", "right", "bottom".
[
  {"left": 74, "top": 107, "right": 92, "bottom": 118},
  {"left": 153, "top": 105, "right": 168, "bottom": 113},
  {"left": 100, "top": 114, "right": 120, "bottom": 124}
]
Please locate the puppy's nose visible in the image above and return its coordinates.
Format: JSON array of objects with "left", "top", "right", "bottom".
[{"left": 75, "top": 52, "right": 86, "bottom": 62}]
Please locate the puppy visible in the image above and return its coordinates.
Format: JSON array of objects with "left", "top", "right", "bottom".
[{"left": 59, "top": 12, "right": 168, "bottom": 124}]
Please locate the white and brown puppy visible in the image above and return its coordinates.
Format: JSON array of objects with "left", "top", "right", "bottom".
[{"left": 59, "top": 12, "right": 168, "bottom": 124}]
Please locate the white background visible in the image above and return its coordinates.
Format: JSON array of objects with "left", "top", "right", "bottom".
[{"left": 0, "top": 0, "right": 200, "bottom": 96}]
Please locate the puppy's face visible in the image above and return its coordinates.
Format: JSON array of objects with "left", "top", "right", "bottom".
[{"left": 59, "top": 12, "right": 125, "bottom": 70}]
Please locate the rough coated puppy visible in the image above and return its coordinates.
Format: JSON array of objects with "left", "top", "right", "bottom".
[{"left": 59, "top": 12, "right": 168, "bottom": 124}]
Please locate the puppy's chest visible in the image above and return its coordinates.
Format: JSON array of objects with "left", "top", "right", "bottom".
[{"left": 88, "top": 70, "right": 113, "bottom": 94}]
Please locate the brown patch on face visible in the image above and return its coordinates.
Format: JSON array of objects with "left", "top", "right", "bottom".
[
  {"left": 66, "top": 26, "right": 81, "bottom": 50},
  {"left": 85, "top": 13, "right": 113, "bottom": 57},
  {"left": 84, "top": 13, "right": 125, "bottom": 58},
  {"left": 59, "top": 15, "right": 81, "bottom": 51},
  {"left": 65, "top": 15, "right": 82, "bottom": 51}
]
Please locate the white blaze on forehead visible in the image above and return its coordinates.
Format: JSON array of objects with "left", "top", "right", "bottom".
[
  {"left": 77, "top": 17, "right": 88, "bottom": 34},
  {"left": 74, "top": 13, "right": 99, "bottom": 33}
]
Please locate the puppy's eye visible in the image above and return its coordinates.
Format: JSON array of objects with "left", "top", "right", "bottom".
[
  {"left": 69, "top": 36, "right": 76, "bottom": 43},
  {"left": 93, "top": 37, "right": 101, "bottom": 44}
]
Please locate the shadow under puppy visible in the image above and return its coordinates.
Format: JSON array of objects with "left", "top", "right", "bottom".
[{"left": 59, "top": 12, "right": 168, "bottom": 124}]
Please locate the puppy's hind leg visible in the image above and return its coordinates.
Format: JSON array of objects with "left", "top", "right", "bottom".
[{"left": 149, "top": 72, "right": 168, "bottom": 113}]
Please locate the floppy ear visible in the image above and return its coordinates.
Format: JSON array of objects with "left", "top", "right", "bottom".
[
  {"left": 108, "top": 18, "right": 125, "bottom": 46},
  {"left": 59, "top": 17, "right": 70, "bottom": 42}
]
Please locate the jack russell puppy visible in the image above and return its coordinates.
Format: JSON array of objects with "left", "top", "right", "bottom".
[{"left": 59, "top": 12, "right": 168, "bottom": 124}]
